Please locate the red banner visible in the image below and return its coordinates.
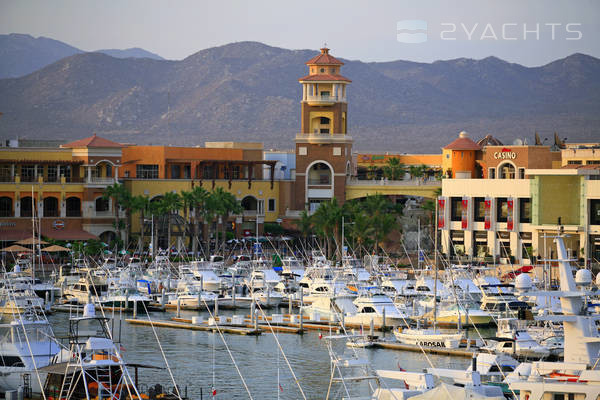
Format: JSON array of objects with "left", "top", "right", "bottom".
[
  {"left": 484, "top": 198, "right": 491, "bottom": 230},
  {"left": 461, "top": 198, "right": 469, "bottom": 229},
  {"left": 437, "top": 199, "right": 445, "bottom": 229},
  {"left": 507, "top": 198, "right": 514, "bottom": 231}
]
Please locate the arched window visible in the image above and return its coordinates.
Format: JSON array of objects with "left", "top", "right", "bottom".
[
  {"left": 21, "top": 197, "right": 34, "bottom": 217},
  {"left": 308, "top": 162, "right": 332, "bottom": 185},
  {"left": 0, "top": 197, "right": 12, "bottom": 217},
  {"left": 43, "top": 197, "right": 59, "bottom": 217},
  {"left": 499, "top": 162, "right": 516, "bottom": 179},
  {"left": 241, "top": 196, "right": 257, "bottom": 211},
  {"left": 66, "top": 197, "right": 81, "bottom": 217}
]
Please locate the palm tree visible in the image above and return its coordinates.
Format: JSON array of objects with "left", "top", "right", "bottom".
[
  {"left": 180, "top": 190, "right": 196, "bottom": 251},
  {"left": 366, "top": 165, "right": 379, "bottom": 180},
  {"left": 312, "top": 198, "right": 343, "bottom": 260},
  {"left": 160, "top": 191, "right": 183, "bottom": 253},
  {"left": 190, "top": 186, "right": 210, "bottom": 257},
  {"left": 102, "top": 183, "right": 128, "bottom": 243},
  {"left": 362, "top": 194, "right": 398, "bottom": 254},
  {"left": 212, "top": 187, "right": 242, "bottom": 254},
  {"left": 382, "top": 157, "right": 405, "bottom": 181},
  {"left": 294, "top": 209, "right": 313, "bottom": 254},
  {"left": 130, "top": 194, "right": 150, "bottom": 251},
  {"left": 201, "top": 191, "right": 220, "bottom": 257}
]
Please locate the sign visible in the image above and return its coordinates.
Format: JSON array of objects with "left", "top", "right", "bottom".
[
  {"left": 507, "top": 198, "right": 514, "bottom": 231},
  {"left": 52, "top": 220, "right": 65, "bottom": 230},
  {"left": 484, "top": 198, "right": 492, "bottom": 230},
  {"left": 437, "top": 198, "right": 445, "bottom": 229},
  {"left": 461, "top": 197, "right": 469, "bottom": 230},
  {"left": 243, "top": 229, "right": 251, "bottom": 237},
  {"left": 493, "top": 147, "right": 517, "bottom": 160}
]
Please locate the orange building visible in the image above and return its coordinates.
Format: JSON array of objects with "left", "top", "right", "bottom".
[{"left": 442, "top": 131, "right": 481, "bottom": 178}]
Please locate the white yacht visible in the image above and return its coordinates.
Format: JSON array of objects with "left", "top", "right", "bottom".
[{"left": 0, "top": 311, "right": 60, "bottom": 395}]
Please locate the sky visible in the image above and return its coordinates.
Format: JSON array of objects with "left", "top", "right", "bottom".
[{"left": 1, "top": 0, "right": 599, "bottom": 66}]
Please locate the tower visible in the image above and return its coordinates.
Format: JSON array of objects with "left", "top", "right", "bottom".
[{"left": 295, "top": 47, "right": 353, "bottom": 211}]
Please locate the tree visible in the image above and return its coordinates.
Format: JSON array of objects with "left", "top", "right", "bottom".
[
  {"left": 366, "top": 165, "right": 379, "bottom": 180},
  {"left": 362, "top": 194, "right": 399, "bottom": 254},
  {"left": 130, "top": 194, "right": 151, "bottom": 251},
  {"left": 180, "top": 190, "right": 196, "bottom": 251},
  {"left": 312, "top": 198, "right": 343, "bottom": 260},
  {"left": 382, "top": 157, "right": 405, "bottom": 181},
  {"left": 159, "top": 191, "right": 183, "bottom": 253},
  {"left": 294, "top": 209, "right": 313, "bottom": 254},
  {"left": 102, "top": 183, "right": 128, "bottom": 244},
  {"left": 190, "top": 186, "right": 210, "bottom": 257},
  {"left": 211, "top": 187, "right": 242, "bottom": 254}
]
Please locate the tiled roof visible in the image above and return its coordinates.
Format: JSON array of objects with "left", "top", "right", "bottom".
[
  {"left": 444, "top": 136, "right": 482, "bottom": 151},
  {"left": 62, "top": 133, "right": 124, "bottom": 148},
  {"left": 298, "top": 74, "right": 352, "bottom": 82},
  {"left": 306, "top": 48, "right": 344, "bottom": 65}
]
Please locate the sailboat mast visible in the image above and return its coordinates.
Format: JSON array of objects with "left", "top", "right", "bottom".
[
  {"left": 433, "top": 198, "right": 438, "bottom": 331},
  {"left": 31, "top": 185, "right": 35, "bottom": 280}
]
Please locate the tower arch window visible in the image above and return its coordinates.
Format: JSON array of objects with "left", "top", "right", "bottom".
[{"left": 308, "top": 162, "right": 332, "bottom": 185}]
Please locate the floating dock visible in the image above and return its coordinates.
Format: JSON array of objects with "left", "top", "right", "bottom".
[{"left": 126, "top": 318, "right": 262, "bottom": 335}]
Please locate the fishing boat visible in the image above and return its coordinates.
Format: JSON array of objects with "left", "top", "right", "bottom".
[
  {"left": 394, "top": 327, "right": 465, "bottom": 348},
  {"left": 0, "top": 310, "right": 60, "bottom": 395}
]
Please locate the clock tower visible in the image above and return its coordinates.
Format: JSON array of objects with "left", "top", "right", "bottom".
[{"left": 295, "top": 47, "right": 353, "bottom": 211}]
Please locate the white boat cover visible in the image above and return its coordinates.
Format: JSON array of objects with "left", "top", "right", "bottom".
[{"left": 408, "top": 383, "right": 504, "bottom": 400}]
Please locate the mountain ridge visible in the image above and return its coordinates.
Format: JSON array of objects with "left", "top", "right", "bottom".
[{"left": 0, "top": 39, "right": 598, "bottom": 152}]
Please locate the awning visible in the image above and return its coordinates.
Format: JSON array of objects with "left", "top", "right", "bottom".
[
  {"left": 0, "top": 229, "right": 33, "bottom": 241},
  {"left": 41, "top": 228, "right": 98, "bottom": 241}
]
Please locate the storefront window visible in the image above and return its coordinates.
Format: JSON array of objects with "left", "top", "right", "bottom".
[
  {"left": 473, "top": 197, "right": 485, "bottom": 222},
  {"left": 590, "top": 200, "right": 600, "bottom": 225},
  {"left": 519, "top": 198, "right": 531, "bottom": 223},
  {"left": 496, "top": 198, "right": 508, "bottom": 222},
  {"left": 451, "top": 197, "right": 462, "bottom": 221}
]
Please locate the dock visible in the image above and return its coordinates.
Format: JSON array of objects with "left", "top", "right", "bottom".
[
  {"left": 126, "top": 318, "right": 262, "bottom": 335},
  {"left": 373, "top": 341, "right": 478, "bottom": 358}
]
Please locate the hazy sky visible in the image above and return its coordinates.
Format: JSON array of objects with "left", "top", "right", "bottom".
[{"left": 1, "top": 0, "right": 599, "bottom": 66}]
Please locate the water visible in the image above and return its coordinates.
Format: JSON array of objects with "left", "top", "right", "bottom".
[{"left": 48, "top": 309, "right": 474, "bottom": 399}]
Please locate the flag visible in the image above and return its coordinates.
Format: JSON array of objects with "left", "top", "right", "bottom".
[
  {"left": 397, "top": 363, "right": 409, "bottom": 390},
  {"left": 119, "top": 344, "right": 126, "bottom": 352},
  {"left": 318, "top": 331, "right": 322, "bottom": 340},
  {"left": 212, "top": 388, "right": 217, "bottom": 396},
  {"left": 279, "top": 384, "right": 283, "bottom": 392}
]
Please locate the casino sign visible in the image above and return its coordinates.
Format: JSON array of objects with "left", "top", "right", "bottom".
[
  {"left": 52, "top": 220, "right": 65, "bottom": 230},
  {"left": 493, "top": 148, "right": 517, "bottom": 160}
]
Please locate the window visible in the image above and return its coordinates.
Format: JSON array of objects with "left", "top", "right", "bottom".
[
  {"left": 21, "top": 165, "right": 35, "bottom": 182},
  {"left": 567, "top": 160, "right": 582, "bottom": 165},
  {"left": 47, "top": 165, "right": 58, "bottom": 182},
  {"left": 43, "top": 197, "right": 59, "bottom": 217},
  {"left": 518, "top": 168, "right": 525, "bottom": 179},
  {"left": 0, "top": 197, "right": 12, "bottom": 217},
  {"left": 587, "top": 160, "right": 600, "bottom": 165},
  {"left": 320, "top": 68, "right": 325, "bottom": 73},
  {"left": 0, "top": 165, "right": 10, "bottom": 182},
  {"left": 450, "top": 197, "right": 462, "bottom": 221},
  {"left": 519, "top": 198, "right": 531, "bottom": 223},
  {"left": 488, "top": 168, "right": 496, "bottom": 179},
  {"left": 268, "top": 199, "right": 276, "bottom": 212},
  {"left": 320, "top": 91, "right": 330, "bottom": 99},
  {"left": 203, "top": 165, "right": 214, "bottom": 179},
  {"left": 105, "top": 164, "right": 112, "bottom": 178},
  {"left": 171, "top": 165, "right": 181, "bottom": 179},
  {"left": 21, "top": 197, "right": 34, "bottom": 217},
  {"left": 96, "top": 197, "right": 110, "bottom": 213},
  {"left": 183, "top": 165, "right": 191, "bottom": 179},
  {"left": 473, "top": 197, "right": 485, "bottom": 222},
  {"left": 496, "top": 198, "right": 508, "bottom": 222},
  {"left": 66, "top": 197, "right": 81, "bottom": 217},
  {"left": 591, "top": 200, "right": 600, "bottom": 225},
  {"left": 257, "top": 199, "right": 265, "bottom": 215},
  {"left": 136, "top": 164, "right": 159, "bottom": 179},
  {"left": 59, "top": 165, "right": 71, "bottom": 181},
  {"left": 499, "top": 163, "right": 515, "bottom": 179}
]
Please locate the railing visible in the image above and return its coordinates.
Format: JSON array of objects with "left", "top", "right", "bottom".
[
  {"left": 307, "top": 179, "right": 331, "bottom": 185},
  {"left": 347, "top": 178, "right": 441, "bottom": 186},
  {"left": 305, "top": 94, "right": 345, "bottom": 103},
  {"left": 87, "top": 177, "right": 116, "bottom": 184}
]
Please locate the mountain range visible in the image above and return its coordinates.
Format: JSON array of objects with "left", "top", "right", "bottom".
[{"left": 0, "top": 35, "right": 598, "bottom": 152}]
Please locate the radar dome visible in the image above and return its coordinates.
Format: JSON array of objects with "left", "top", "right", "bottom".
[
  {"left": 575, "top": 269, "right": 592, "bottom": 286},
  {"left": 515, "top": 273, "right": 532, "bottom": 291}
]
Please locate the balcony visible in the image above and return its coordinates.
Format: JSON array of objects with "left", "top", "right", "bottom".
[
  {"left": 305, "top": 94, "right": 346, "bottom": 106},
  {"left": 86, "top": 177, "right": 117, "bottom": 185}
]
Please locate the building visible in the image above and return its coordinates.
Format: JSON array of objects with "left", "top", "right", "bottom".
[
  {"left": 439, "top": 132, "right": 600, "bottom": 265},
  {"left": 0, "top": 134, "right": 124, "bottom": 243}
]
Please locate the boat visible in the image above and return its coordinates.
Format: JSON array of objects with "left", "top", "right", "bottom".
[
  {"left": 394, "top": 327, "right": 465, "bottom": 348},
  {"left": 486, "top": 318, "right": 550, "bottom": 360},
  {"left": 0, "top": 310, "right": 60, "bottom": 395}
]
